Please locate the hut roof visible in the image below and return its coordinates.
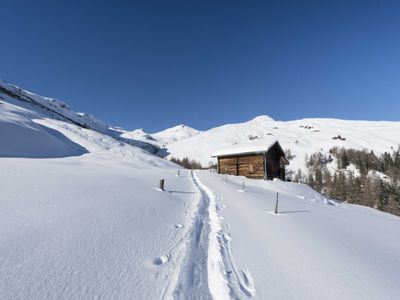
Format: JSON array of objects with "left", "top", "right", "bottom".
[{"left": 212, "top": 139, "right": 282, "bottom": 157}]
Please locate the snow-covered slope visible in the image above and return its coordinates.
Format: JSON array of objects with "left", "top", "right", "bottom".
[
  {"left": 152, "top": 124, "right": 201, "bottom": 146},
  {"left": 0, "top": 80, "right": 159, "bottom": 154},
  {"left": 1, "top": 79, "right": 400, "bottom": 299},
  {"left": 0, "top": 79, "right": 199, "bottom": 299},
  {"left": 0, "top": 101, "right": 87, "bottom": 158},
  {"left": 194, "top": 171, "right": 400, "bottom": 300},
  {"left": 165, "top": 115, "right": 400, "bottom": 171},
  {"left": 121, "top": 124, "right": 201, "bottom": 149}
]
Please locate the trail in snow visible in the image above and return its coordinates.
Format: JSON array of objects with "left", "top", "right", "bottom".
[
  {"left": 192, "top": 171, "right": 231, "bottom": 300},
  {"left": 172, "top": 171, "right": 213, "bottom": 300},
  {"left": 170, "top": 171, "right": 230, "bottom": 299},
  {"left": 171, "top": 171, "right": 255, "bottom": 300},
  {"left": 194, "top": 172, "right": 256, "bottom": 300}
]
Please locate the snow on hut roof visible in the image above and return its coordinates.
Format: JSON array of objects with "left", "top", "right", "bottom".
[{"left": 212, "top": 139, "right": 280, "bottom": 157}]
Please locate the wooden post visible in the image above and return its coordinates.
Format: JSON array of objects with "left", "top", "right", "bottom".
[
  {"left": 274, "top": 192, "right": 279, "bottom": 214},
  {"left": 159, "top": 179, "right": 165, "bottom": 191}
]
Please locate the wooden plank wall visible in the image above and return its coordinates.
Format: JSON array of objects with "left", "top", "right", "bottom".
[
  {"left": 218, "top": 154, "right": 265, "bottom": 179},
  {"left": 218, "top": 156, "right": 238, "bottom": 175},
  {"left": 238, "top": 154, "right": 264, "bottom": 178}
]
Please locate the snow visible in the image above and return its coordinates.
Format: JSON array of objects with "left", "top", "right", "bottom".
[
  {"left": 164, "top": 116, "right": 400, "bottom": 172},
  {"left": 0, "top": 157, "right": 199, "bottom": 299},
  {"left": 193, "top": 172, "right": 230, "bottom": 299},
  {"left": 212, "top": 138, "right": 279, "bottom": 157},
  {"left": 0, "top": 80, "right": 159, "bottom": 154},
  {"left": 0, "top": 81, "right": 201, "bottom": 299},
  {"left": 0, "top": 101, "right": 87, "bottom": 158},
  {"left": 120, "top": 128, "right": 158, "bottom": 144},
  {"left": 121, "top": 124, "right": 201, "bottom": 149},
  {"left": 195, "top": 171, "right": 400, "bottom": 300},
  {"left": 152, "top": 124, "right": 201, "bottom": 147},
  {"left": 1, "top": 79, "right": 400, "bottom": 299}
]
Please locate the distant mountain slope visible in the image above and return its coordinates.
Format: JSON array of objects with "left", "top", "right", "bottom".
[
  {"left": 3, "top": 78, "right": 400, "bottom": 176},
  {"left": 152, "top": 124, "right": 201, "bottom": 146},
  {"left": 164, "top": 115, "right": 400, "bottom": 172},
  {"left": 0, "top": 80, "right": 159, "bottom": 154},
  {"left": 121, "top": 124, "right": 201, "bottom": 149}
]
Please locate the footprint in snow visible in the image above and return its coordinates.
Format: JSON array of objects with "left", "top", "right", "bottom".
[
  {"left": 223, "top": 233, "right": 232, "bottom": 243},
  {"left": 153, "top": 255, "right": 169, "bottom": 265}
]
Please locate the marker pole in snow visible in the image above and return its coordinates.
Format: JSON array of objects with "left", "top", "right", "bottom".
[
  {"left": 274, "top": 192, "right": 279, "bottom": 214},
  {"left": 225, "top": 174, "right": 228, "bottom": 182},
  {"left": 159, "top": 179, "right": 165, "bottom": 191},
  {"left": 241, "top": 182, "right": 245, "bottom": 191},
  {"left": 177, "top": 170, "right": 180, "bottom": 177}
]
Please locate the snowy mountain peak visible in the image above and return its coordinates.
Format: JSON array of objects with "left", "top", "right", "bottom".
[
  {"left": 152, "top": 124, "right": 201, "bottom": 146},
  {"left": 131, "top": 128, "right": 148, "bottom": 135},
  {"left": 248, "top": 115, "right": 275, "bottom": 123},
  {"left": 174, "top": 124, "right": 191, "bottom": 130},
  {"left": 155, "top": 123, "right": 198, "bottom": 134},
  {"left": 119, "top": 124, "right": 201, "bottom": 148}
]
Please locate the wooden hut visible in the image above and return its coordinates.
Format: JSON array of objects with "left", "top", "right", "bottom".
[{"left": 212, "top": 140, "right": 289, "bottom": 180}]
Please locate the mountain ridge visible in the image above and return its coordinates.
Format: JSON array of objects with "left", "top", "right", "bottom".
[{"left": 3, "top": 79, "right": 400, "bottom": 175}]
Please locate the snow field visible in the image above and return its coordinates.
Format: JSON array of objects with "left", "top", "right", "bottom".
[
  {"left": 0, "top": 156, "right": 200, "bottom": 299},
  {"left": 196, "top": 171, "right": 400, "bottom": 300}
]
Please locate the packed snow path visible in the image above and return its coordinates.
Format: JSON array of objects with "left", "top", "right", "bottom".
[
  {"left": 172, "top": 171, "right": 231, "bottom": 300},
  {"left": 166, "top": 171, "right": 258, "bottom": 300}
]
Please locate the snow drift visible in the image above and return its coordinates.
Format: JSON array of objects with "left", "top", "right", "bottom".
[{"left": 0, "top": 99, "right": 88, "bottom": 158}]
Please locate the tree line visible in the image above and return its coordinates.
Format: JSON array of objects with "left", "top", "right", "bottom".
[
  {"left": 293, "top": 147, "right": 400, "bottom": 216},
  {"left": 169, "top": 156, "right": 204, "bottom": 170}
]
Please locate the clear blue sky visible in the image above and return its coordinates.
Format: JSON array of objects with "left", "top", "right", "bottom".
[{"left": 1, "top": 1, "right": 400, "bottom": 132}]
